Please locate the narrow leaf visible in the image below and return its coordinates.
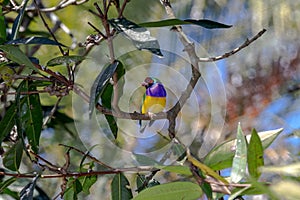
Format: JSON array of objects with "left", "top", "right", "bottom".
[
  {"left": 3, "top": 139, "right": 23, "bottom": 171},
  {"left": 89, "top": 60, "right": 119, "bottom": 118},
  {"left": 184, "top": 19, "right": 232, "bottom": 29},
  {"left": 187, "top": 154, "right": 228, "bottom": 184},
  {"left": 109, "top": 18, "right": 163, "bottom": 57},
  {"left": 6, "top": 36, "right": 66, "bottom": 46},
  {"left": 16, "top": 80, "right": 43, "bottom": 153},
  {"left": 111, "top": 173, "right": 133, "bottom": 200},
  {"left": 0, "top": 45, "right": 37, "bottom": 72},
  {"left": 155, "top": 165, "right": 192, "bottom": 176},
  {"left": 0, "top": 103, "right": 17, "bottom": 143},
  {"left": 139, "top": 18, "right": 232, "bottom": 29},
  {"left": 203, "top": 128, "right": 283, "bottom": 170},
  {"left": 132, "top": 182, "right": 202, "bottom": 200},
  {"left": 230, "top": 124, "right": 247, "bottom": 183},
  {"left": 101, "top": 61, "right": 125, "bottom": 138},
  {"left": 46, "top": 55, "right": 85, "bottom": 66},
  {"left": 0, "top": 177, "right": 17, "bottom": 192},
  {"left": 10, "top": 0, "right": 29, "bottom": 40},
  {"left": 247, "top": 129, "right": 264, "bottom": 180},
  {"left": 0, "top": 8, "right": 6, "bottom": 42}
]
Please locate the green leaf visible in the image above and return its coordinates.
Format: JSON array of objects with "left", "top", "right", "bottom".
[
  {"left": 73, "top": 179, "right": 83, "bottom": 195},
  {"left": 89, "top": 60, "right": 120, "bottom": 118},
  {"left": 111, "top": 173, "right": 133, "bottom": 200},
  {"left": 0, "top": 177, "right": 16, "bottom": 192},
  {"left": 3, "top": 139, "right": 23, "bottom": 171},
  {"left": 46, "top": 55, "right": 85, "bottom": 66},
  {"left": 101, "top": 61, "right": 125, "bottom": 138},
  {"left": 0, "top": 103, "right": 17, "bottom": 144},
  {"left": 10, "top": 0, "right": 29, "bottom": 40},
  {"left": 230, "top": 124, "right": 247, "bottom": 183},
  {"left": 132, "top": 182, "right": 202, "bottom": 200},
  {"left": 203, "top": 128, "right": 283, "bottom": 170},
  {"left": 0, "top": 45, "right": 37, "bottom": 72},
  {"left": 16, "top": 80, "right": 43, "bottom": 153},
  {"left": 139, "top": 18, "right": 232, "bottom": 29},
  {"left": 64, "top": 178, "right": 82, "bottom": 200},
  {"left": 6, "top": 36, "right": 65, "bottom": 46},
  {"left": 228, "top": 185, "right": 251, "bottom": 200},
  {"left": 109, "top": 18, "right": 163, "bottom": 57},
  {"left": 187, "top": 154, "right": 228, "bottom": 184},
  {"left": 247, "top": 129, "right": 264, "bottom": 180},
  {"left": 155, "top": 165, "right": 192, "bottom": 176},
  {"left": 0, "top": 8, "right": 6, "bottom": 42},
  {"left": 102, "top": 85, "right": 118, "bottom": 138},
  {"left": 81, "top": 175, "right": 97, "bottom": 195}
]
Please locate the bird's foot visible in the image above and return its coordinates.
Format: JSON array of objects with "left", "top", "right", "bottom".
[{"left": 147, "top": 112, "right": 156, "bottom": 120}]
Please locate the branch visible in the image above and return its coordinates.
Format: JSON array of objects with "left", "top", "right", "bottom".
[
  {"left": 0, "top": 166, "right": 155, "bottom": 179},
  {"left": 6, "top": 0, "right": 90, "bottom": 13},
  {"left": 198, "top": 29, "right": 267, "bottom": 62}
]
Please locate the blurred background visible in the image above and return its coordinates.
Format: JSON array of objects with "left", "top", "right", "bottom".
[{"left": 2, "top": 0, "right": 300, "bottom": 199}]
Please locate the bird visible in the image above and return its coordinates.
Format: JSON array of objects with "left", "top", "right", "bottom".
[{"left": 139, "top": 77, "right": 167, "bottom": 133}]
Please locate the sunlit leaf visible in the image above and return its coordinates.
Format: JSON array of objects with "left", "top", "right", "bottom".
[
  {"left": 10, "top": 0, "right": 29, "bottom": 40},
  {"left": 3, "top": 139, "right": 23, "bottom": 171},
  {"left": 0, "top": 45, "right": 37, "bottom": 72},
  {"left": 260, "top": 162, "right": 300, "bottom": 177},
  {"left": 187, "top": 154, "right": 228, "bottom": 184},
  {"left": 89, "top": 60, "right": 119, "bottom": 118},
  {"left": 46, "top": 55, "right": 85, "bottom": 66},
  {"left": 109, "top": 18, "right": 163, "bottom": 57},
  {"left": 139, "top": 18, "right": 232, "bottom": 29},
  {"left": 111, "top": 173, "right": 133, "bottom": 200},
  {"left": 247, "top": 129, "right": 264, "bottom": 180},
  {"left": 204, "top": 128, "right": 283, "bottom": 170},
  {"left": 230, "top": 124, "right": 247, "bottom": 183},
  {"left": 155, "top": 165, "right": 192, "bottom": 176},
  {"left": 19, "top": 175, "right": 39, "bottom": 200},
  {"left": 132, "top": 182, "right": 202, "bottom": 200},
  {"left": 0, "top": 103, "right": 17, "bottom": 144},
  {"left": 270, "top": 180, "right": 300, "bottom": 200},
  {"left": 228, "top": 185, "right": 251, "bottom": 200},
  {"left": 6, "top": 36, "right": 65, "bottom": 46}
]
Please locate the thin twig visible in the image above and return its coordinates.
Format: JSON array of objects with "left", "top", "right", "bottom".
[
  {"left": 33, "top": 0, "right": 65, "bottom": 55},
  {"left": 7, "top": 0, "right": 90, "bottom": 13},
  {"left": 43, "top": 97, "right": 63, "bottom": 127},
  {"left": 198, "top": 29, "right": 267, "bottom": 62},
  {"left": 59, "top": 144, "right": 114, "bottom": 169}
]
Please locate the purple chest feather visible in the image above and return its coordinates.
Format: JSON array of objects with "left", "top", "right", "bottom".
[{"left": 146, "top": 83, "right": 166, "bottom": 97}]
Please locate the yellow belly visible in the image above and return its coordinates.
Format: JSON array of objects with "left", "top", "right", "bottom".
[{"left": 141, "top": 96, "right": 166, "bottom": 114}]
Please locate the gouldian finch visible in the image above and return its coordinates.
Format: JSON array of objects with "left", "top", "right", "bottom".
[{"left": 140, "top": 77, "right": 167, "bottom": 133}]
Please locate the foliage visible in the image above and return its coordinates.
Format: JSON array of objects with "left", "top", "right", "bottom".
[{"left": 0, "top": 1, "right": 298, "bottom": 200}]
